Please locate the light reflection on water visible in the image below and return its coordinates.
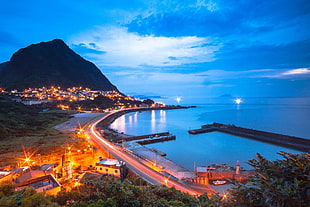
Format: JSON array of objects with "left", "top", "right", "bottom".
[
  {"left": 151, "top": 110, "right": 156, "bottom": 132},
  {"left": 111, "top": 114, "right": 126, "bottom": 133},
  {"left": 160, "top": 110, "right": 166, "bottom": 123},
  {"left": 110, "top": 98, "right": 309, "bottom": 170}
]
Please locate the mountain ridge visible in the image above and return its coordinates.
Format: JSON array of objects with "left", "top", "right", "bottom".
[{"left": 0, "top": 39, "right": 117, "bottom": 91}]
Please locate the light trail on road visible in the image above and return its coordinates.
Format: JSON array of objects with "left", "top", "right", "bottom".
[{"left": 87, "top": 111, "right": 204, "bottom": 196}]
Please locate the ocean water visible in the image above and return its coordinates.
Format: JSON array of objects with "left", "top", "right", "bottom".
[{"left": 110, "top": 97, "right": 310, "bottom": 170}]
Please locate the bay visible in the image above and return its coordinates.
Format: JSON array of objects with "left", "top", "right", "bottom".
[{"left": 110, "top": 97, "right": 310, "bottom": 170}]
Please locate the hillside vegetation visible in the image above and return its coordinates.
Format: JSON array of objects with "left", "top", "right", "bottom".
[
  {"left": 0, "top": 96, "right": 79, "bottom": 166},
  {"left": 0, "top": 96, "right": 69, "bottom": 140}
]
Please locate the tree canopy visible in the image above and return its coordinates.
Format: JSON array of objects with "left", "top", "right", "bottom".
[{"left": 228, "top": 152, "right": 310, "bottom": 207}]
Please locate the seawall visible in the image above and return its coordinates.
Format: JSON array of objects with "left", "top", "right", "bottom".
[{"left": 189, "top": 122, "right": 310, "bottom": 152}]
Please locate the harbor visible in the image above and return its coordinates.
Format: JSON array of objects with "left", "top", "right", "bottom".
[{"left": 99, "top": 104, "right": 308, "bottom": 194}]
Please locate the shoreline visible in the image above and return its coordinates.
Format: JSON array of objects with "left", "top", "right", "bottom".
[
  {"left": 98, "top": 105, "right": 194, "bottom": 128},
  {"left": 96, "top": 106, "right": 193, "bottom": 138},
  {"left": 95, "top": 106, "right": 202, "bottom": 180}
]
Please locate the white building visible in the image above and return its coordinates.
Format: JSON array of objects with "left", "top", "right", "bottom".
[{"left": 95, "top": 159, "right": 121, "bottom": 177}]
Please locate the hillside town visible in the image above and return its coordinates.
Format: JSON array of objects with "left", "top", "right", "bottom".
[{"left": 0, "top": 86, "right": 165, "bottom": 111}]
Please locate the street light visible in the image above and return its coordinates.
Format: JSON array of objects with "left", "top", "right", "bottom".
[{"left": 164, "top": 177, "right": 169, "bottom": 186}]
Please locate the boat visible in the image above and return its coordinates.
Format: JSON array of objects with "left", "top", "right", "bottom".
[{"left": 212, "top": 180, "right": 227, "bottom": 185}]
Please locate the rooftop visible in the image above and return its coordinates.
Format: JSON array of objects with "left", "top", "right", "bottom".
[{"left": 97, "top": 158, "right": 121, "bottom": 167}]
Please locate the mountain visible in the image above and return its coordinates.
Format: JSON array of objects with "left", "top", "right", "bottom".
[{"left": 0, "top": 39, "right": 117, "bottom": 91}]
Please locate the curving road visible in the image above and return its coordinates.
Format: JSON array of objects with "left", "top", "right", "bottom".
[{"left": 85, "top": 111, "right": 204, "bottom": 196}]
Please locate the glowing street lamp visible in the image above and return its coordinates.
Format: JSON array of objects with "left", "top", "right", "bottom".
[
  {"left": 221, "top": 193, "right": 229, "bottom": 202},
  {"left": 20, "top": 146, "right": 37, "bottom": 167},
  {"left": 164, "top": 177, "right": 169, "bottom": 186},
  {"left": 74, "top": 181, "right": 80, "bottom": 187}
]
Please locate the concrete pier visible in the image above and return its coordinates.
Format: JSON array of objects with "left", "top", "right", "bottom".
[
  {"left": 136, "top": 135, "right": 176, "bottom": 145},
  {"left": 189, "top": 122, "right": 310, "bottom": 152}
]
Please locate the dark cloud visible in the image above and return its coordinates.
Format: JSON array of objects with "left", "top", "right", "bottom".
[
  {"left": 126, "top": 0, "right": 310, "bottom": 40},
  {"left": 210, "top": 76, "right": 310, "bottom": 97},
  {"left": 201, "top": 38, "right": 310, "bottom": 71}
]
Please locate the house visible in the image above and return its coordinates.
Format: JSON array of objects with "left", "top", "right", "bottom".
[
  {"left": 95, "top": 158, "right": 121, "bottom": 177},
  {"left": 14, "top": 170, "right": 47, "bottom": 184},
  {"left": 0, "top": 171, "right": 13, "bottom": 184},
  {"left": 15, "top": 174, "right": 61, "bottom": 195}
]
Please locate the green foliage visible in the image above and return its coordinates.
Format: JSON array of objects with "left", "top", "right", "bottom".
[
  {"left": 0, "top": 96, "right": 69, "bottom": 140},
  {"left": 229, "top": 152, "right": 310, "bottom": 207},
  {"left": 142, "top": 99, "right": 154, "bottom": 105},
  {"left": 53, "top": 190, "right": 80, "bottom": 206},
  {"left": 198, "top": 193, "right": 223, "bottom": 207},
  {"left": 66, "top": 95, "right": 114, "bottom": 110},
  {"left": 0, "top": 183, "right": 15, "bottom": 197},
  {"left": 0, "top": 187, "right": 57, "bottom": 207},
  {"left": 55, "top": 176, "right": 199, "bottom": 207}
]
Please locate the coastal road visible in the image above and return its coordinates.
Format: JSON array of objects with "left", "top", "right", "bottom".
[{"left": 85, "top": 111, "right": 205, "bottom": 196}]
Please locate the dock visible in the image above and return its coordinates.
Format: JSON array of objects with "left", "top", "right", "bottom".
[
  {"left": 189, "top": 122, "right": 310, "bottom": 152},
  {"left": 136, "top": 135, "right": 176, "bottom": 145},
  {"left": 116, "top": 132, "right": 176, "bottom": 145}
]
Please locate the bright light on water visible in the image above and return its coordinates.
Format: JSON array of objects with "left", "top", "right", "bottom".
[
  {"left": 234, "top": 98, "right": 242, "bottom": 104},
  {"left": 176, "top": 97, "right": 181, "bottom": 104}
]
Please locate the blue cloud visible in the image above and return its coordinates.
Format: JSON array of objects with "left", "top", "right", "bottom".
[
  {"left": 71, "top": 43, "right": 106, "bottom": 55},
  {"left": 207, "top": 38, "right": 310, "bottom": 71},
  {"left": 126, "top": 0, "right": 310, "bottom": 43}
]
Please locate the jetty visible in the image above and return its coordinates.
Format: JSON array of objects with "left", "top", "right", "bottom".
[
  {"left": 136, "top": 135, "right": 176, "bottom": 145},
  {"left": 116, "top": 132, "right": 176, "bottom": 145},
  {"left": 189, "top": 122, "right": 310, "bottom": 152}
]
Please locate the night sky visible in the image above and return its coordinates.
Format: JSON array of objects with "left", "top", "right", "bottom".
[{"left": 1, "top": 0, "right": 310, "bottom": 104}]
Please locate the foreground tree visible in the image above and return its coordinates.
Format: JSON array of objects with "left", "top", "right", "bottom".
[
  {"left": 229, "top": 152, "right": 310, "bottom": 207},
  {"left": 55, "top": 176, "right": 199, "bottom": 206},
  {"left": 0, "top": 184, "right": 58, "bottom": 207}
]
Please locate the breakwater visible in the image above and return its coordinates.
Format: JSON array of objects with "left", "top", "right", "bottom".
[
  {"left": 115, "top": 132, "right": 170, "bottom": 142},
  {"left": 116, "top": 132, "right": 176, "bottom": 145},
  {"left": 189, "top": 122, "right": 310, "bottom": 152},
  {"left": 136, "top": 135, "right": 176, "bottom": 145}
]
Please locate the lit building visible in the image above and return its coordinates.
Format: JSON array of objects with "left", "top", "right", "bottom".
[
  {"left": 95, "top": 158, "right": 121, "bottom": 177},
  {"left": 15, "top": 174, "right": 61, "bottom": 195}
]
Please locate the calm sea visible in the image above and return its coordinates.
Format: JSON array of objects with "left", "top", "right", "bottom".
[{"left": 110, "top": 97, "right": 310, "bottom": 170}]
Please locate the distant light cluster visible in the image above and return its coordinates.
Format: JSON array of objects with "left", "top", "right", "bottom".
[
  {"left": 0, "top": 86, "right": 166, "bottom": 111},
  {"left": 4, "top": 86, "right": 125, "bottom": 101}
]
